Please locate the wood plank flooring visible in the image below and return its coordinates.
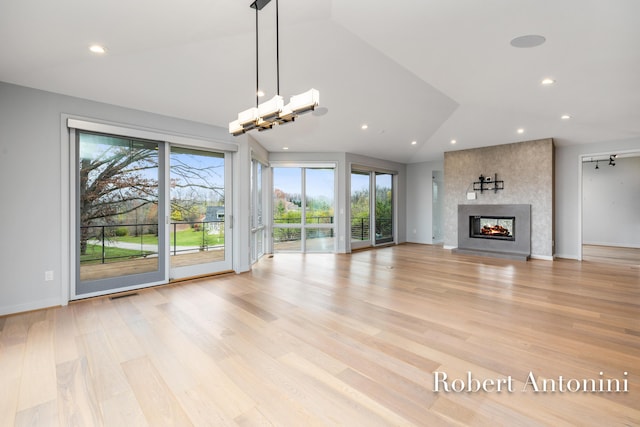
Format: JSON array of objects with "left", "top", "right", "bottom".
[
  {"left": 1, "top": 244, "right": 639, "bottom": 426},
  {"left": 583, "top": 244, "right": 640, "bottom": 267}
]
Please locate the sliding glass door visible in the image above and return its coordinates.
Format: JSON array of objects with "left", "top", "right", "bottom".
[
  {"left": 250, "top": 159, "right": 266, "bottom": 264},
  {"left": 75, "top": 128, "right": 232, "bottom": 297},
  {"left": 375, "top": 172, "right": 394, "bottom": 244},
  {"left": 169, "top": 147, "right": 232, "bottom": 279},
  {"left": 272, "top": 166, "right": 335, "bottom": 253},
  {"left": 350, "top": 171, "right": 371, "bottom": 250},
  {"left": 273, "top": 167, "right": 303, "bottom": 251},
  {"left": 304, "top": 168, "right": 335, "bottom": 252},
  {"left": 77, "top": 132, "right": 165, "bottom": 295},
  {"left": 350, "top": 169, "right": 395, "bottom": 250}
]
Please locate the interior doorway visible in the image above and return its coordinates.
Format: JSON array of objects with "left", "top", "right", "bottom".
[
  {"left": 432, "top": 170, "right": 444, "bottom": 243},
  {"left": 581, "top": 152, "right": 640, "bottom": 266}
]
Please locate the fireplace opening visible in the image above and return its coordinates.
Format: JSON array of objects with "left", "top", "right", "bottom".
[{"left": 470, "top": 216, "right": 515, "bottom": 241}]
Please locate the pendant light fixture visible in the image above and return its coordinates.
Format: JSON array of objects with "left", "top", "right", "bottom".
[{"left": 229, "top": 0, "right": 319, "bottom": 136}]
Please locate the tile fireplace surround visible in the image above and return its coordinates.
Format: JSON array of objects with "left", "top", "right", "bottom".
[{"left": 453, "top": 204, "right": 531, "bottom": 261}]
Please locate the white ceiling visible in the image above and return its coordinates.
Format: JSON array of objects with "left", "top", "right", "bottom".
[{"left": 1, "top": 0, "right": 639, "bottom": 163}]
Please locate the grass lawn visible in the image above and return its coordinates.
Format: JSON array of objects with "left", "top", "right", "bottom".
[
  {"left": 115, "top": 228, "right": 224, "bottom": 247},
  {"left": 80, "top": 244, "right": 154, "bottom": 264},
  {"left": 80, "top": 228, "right": 224, "bottom": 265}
]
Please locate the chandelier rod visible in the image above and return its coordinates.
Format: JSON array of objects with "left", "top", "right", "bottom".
[
  {"left": 255, "top": 6, "right": 259, "bottom": 107},
  {"left": 276, "top": 0, "right": 280, "bottom": 96}
]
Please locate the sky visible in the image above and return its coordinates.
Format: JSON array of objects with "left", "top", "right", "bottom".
[{"left": 273, "top": 167, "right": 334, "bottom": 200}]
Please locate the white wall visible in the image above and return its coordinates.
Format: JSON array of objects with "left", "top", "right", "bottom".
[
  {"left": 582, "top": 156, "right": 640, "bottom": 248},
  {"left": 554, "top": 137, "right": 640, "bottom": 259},
  {"left": 0, "top": 81, "right": 235, "bottom": 315},
  {"left": 406, "top": 160, "right": 443, "bottom": 244}
]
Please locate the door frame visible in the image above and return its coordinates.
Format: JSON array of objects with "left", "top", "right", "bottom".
[
  {"left": 64, "top": 116, "right": 238, "bottom": 301},
  {"left": 349, "top": 170, "right": 374, "bottom": 250},
  {"left": 577, "top": 148, "right": 640, "bottom": 261},
  {"left": 349, "top": 165, "right": 398, "bottom": 251},
  {"left": 250, "top": 156, "right": 268, "bottom": 264},
  {"left": 168, "top": 146, "right": 233, "bottom": 280},
  {"left": 270, "top": 162, "right": 338, "bottom": 253},
  {"left": 74, "top": 130, "right": 168, "bottom": 296}
]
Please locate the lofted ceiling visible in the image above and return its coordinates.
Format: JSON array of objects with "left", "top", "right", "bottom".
[{"left": 1, "top": 0, "right": 639, "bottom": 163}]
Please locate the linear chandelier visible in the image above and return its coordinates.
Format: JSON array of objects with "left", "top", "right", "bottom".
[{"left": 229, "top": 0, "right": 319, "bottom": 136}]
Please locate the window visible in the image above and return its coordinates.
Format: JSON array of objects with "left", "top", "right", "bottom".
[
  {"left": 350, "top": 168, "right": 396, "bottom": 249},
  {"left": 251, "top": 159, "right": 267, "bottom": 263},
  {"left": 273, "top": 165, "right": 336, "bottom": 253}
]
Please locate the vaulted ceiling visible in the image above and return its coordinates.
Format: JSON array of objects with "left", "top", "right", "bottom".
[{"left": 1, "top": 0, "right": 638, "bottom": 163}]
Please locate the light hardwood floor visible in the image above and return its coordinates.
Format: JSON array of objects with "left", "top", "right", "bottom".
[
  {"left": 583, "top": 244, "right": 640, "bottom": 267},
  {"left": 1, "top": 244, "right": 639, "bottom": 426}
]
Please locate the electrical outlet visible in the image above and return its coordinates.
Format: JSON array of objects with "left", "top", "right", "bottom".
[{"left": 45, "top": 270, "right": 54, "bottom": 281}]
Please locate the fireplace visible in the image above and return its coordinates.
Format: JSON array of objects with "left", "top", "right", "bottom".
[
  {"left": 454, "top": 204, "right": 531, "bottom": 261},
  {"left": 470, "top": 216, "right": 515, "bottom": 241}
]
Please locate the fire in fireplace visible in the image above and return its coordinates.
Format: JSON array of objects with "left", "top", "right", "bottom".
[{"left": 470, "top": 216, "right": 515, "bottom": 241}]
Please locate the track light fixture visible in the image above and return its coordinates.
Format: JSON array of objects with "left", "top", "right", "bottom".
[
  {"left": 229, "top": 0, "right": 319, "bottom": 136},
  {"left": 584, "top": 154, "right": 617, "bottom": 170}
]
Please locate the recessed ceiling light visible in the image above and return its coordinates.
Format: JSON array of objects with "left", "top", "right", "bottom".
[
  {"left": 561, "top": 114, "right": 571, "bottom": 120},
  {"left": 361, "top": 124, "right": 368, "bottom": 130},
  {"left": 411, "top": 141, "right": 417, "bottom": 145},
  {"left": 510, "top": 35, "right": 546, "bottom": 48},
  {"left": 541, "top": 78, "right": 555, "bottom": 85},
  {"left": 89, "top": 45, "right": 106, "bottom": 54},
  {"left": 257, "top": 90, "right": 265, "bottom": 97},
  {"left": 517, "top": 128, "right": 525, "bottom": 134},
  {"left": 450, "top": 139, "right": 457, "bottom": 144},
  {"left": 282, "top": 147, "right": 289, "bottom": 150}
]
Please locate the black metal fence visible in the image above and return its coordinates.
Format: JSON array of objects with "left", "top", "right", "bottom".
[
  {"left": 81, "top": 216, "right": 393, "bottom": 263},
  {"left": 80, "top": 220, "right": 224, "bottom": 264},
  {"left": 273, "top": 216, "right": 334, "bottom": 224},
  {"left": 272, "top": 216, "right": 392, "bottom": 243},
  {"left": 351, "top": 217, "right": 370, "bottom": 241},
  {"left": 351, "top": 217, "right": 392, "bottom": 241},
  {"left": 272, "top": 216, "right": 334, "bottom": 243}
]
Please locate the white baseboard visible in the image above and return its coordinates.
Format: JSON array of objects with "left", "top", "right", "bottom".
[
  {"left": 583, "top": 241, "right": 640, "bottom": 249},
  {"left": 554, "top": 253, "right": 580, "bottom": 260},
  {"left": 406, "top": 239, "right": 430, "bottom": 245},
  {"left": 530, "top": 254, "right": 554, "bottom": 261},
  {"left": 443, "top": 245, "right": 456, "bottom": 250},
  {"left": 0, "top": 297, "right": 63, "bottom": 317}
]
